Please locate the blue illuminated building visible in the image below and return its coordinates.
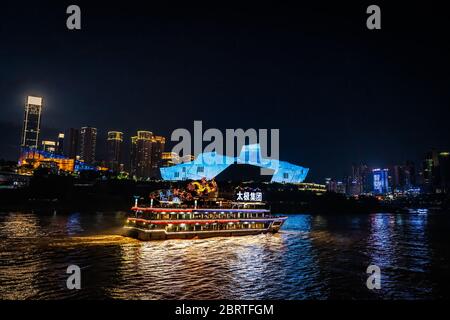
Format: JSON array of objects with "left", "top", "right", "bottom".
[
  {"left": 160, "top": 144, "right": 309, "bottom": 183},
  {"left": 373, "top": 168, "right": 390, "bottom": 194}
]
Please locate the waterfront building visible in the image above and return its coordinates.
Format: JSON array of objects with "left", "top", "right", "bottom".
[
  {"left": 297, "top": 183, "right": 326, "bottom": 194},
  {"left": 107, "top": 131, "right": 123, "bottom": 172},
  {"left": 392, "top": 161, "right": 416, "bottom": 192},
  {"left": 422, "top": 150, "right": 440, "bottom": 193},
  {"left": 130, "top": 135, "right": 138, "bottom": 176},
  {"left": 79, "top": 127, "right": 97, "bottom": 164},
  {"left": 346, "top": 176, "right": 361, "bottom": 196},
  {"left": 20, "top": 96, "right": 43, "bottom": 150},
  {"left": 161, "top": 152, "right": 195, "bottom": 167},
  {"left": 135, "top": 131, "right": 153, "bottom": 179},
  {"left": 41, "top": 140, "right": 56, "bottom": 153},
  {"left": 325, "top": 178, "right": 337, "bottom": 192},
  {"left": 373, "top": 168, "right": 390, "bottom": 194},
  {"left": 150, "top": 136, "right": 165, "bottom": 178},
  {"left": 160, "top": 144, "right": 309, "bottom": 184},
  {"left": 56, "top": 133, "right": 64, "bottom": 154},
  {"left": 438, "top": 152, "right": 450, "bottom": 193},
  {"left": 18, "top": 147, "right": 109, "bottom": 174},
  {"left": 336, "top": 181, "right": 346, "bottom": 194},
  {"left": 18, "top": 147, "right": 75, "bottom": 173},
  {"left": 63, "top": 128, "right": 79, "bottom": 159},
  {"left": 347, "top": 163, "right": 371, "bottom": 195}
]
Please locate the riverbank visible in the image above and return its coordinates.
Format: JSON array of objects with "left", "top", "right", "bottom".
[{"left": 1, "top": 177, "right": 448, "bottom": 214}]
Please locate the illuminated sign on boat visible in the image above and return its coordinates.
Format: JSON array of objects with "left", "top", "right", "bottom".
[{"left": 236, "top": 191, "right": 263, "bottom": 202}]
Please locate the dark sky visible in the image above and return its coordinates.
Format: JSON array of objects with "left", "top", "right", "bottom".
[{"left": 1, "top": 1, "right": 449, "bottom": 181}]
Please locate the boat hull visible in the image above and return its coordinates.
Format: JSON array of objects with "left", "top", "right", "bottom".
[{"left": 124, "top": 226, "right": 281, "bottom": 240}]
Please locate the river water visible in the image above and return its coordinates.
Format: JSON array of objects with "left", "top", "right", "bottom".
[{"left": 0, "top": 210, "right": 449, "bottom": 299}]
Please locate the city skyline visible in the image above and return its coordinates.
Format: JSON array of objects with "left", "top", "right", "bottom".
[
  {"left": 6, "top": 94, "right": 449, "bottom": 183},
  {"left": 1, "top": 2, "right": 450, "bottom": 182}
]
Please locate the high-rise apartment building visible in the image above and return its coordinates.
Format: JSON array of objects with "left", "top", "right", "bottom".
[
  {"left": 56, "top": 133, "right": 64, "bottom": 154},
  {"left": 79, "top": 127, "right": 97, "bottom": 164},
  {"left": 63, "top": 128, "right": 79, "bottom": 159},
  {"left": 130, "top": 135, "right": 138, "bottom": 177},
  {"left": 135, "top": 131, "right": 153, "bottom": 179},
  {"left": 20, "top": 96, "right": 43, "bottom": 149},
  {"left": 151, "top": 135, "right": 165, "bottom": 178},
  {"left": 107, "top": 131, "right": 123, "bottom": 172},
  {"left": 438, "top": 152, "right": 450, "bottom": 193},
  {"left": 373, "top": 168, "right": 390, "bottom": 194},
  {"left": 129, "top": 131, "right": 166, "bottom": 179}
]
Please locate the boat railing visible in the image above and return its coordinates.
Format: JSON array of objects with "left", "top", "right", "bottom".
[
  {"left": 130, "top": 212, "right": 287, "bottom": 221},
  {"left": 135, "top": 202, "right": 269, "bottom": 210}
]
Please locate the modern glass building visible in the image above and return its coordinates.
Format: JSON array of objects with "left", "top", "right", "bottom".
[{"left": 160, "top": 144, "right": 309, "bottom": 183}]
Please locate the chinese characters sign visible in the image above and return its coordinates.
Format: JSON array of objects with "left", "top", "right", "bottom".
[{"left": 236, "top": 191, "right": 263, "bottom": 202}]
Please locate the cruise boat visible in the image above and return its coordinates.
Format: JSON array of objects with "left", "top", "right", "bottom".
[{"left": 123, "top": 179, "right": 287, "bottom": 240}]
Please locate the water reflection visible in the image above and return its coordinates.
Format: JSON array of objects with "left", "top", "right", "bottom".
[
  {"left": 0, "top": 213, "right": 42, "bottom": 299},
  {"left": 66, "top": 212, "right": 83, "bottom": 236},
  {"left": 0, "top": 211, "right": 448, "bottom": 299}
]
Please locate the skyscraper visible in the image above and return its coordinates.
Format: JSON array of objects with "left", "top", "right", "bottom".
[
  {"left": 151, "top": 135, "right": 165, "bottom": 178},
  {"left": 135, "top": 131, "right": 153, "bottom": 179},
  {"left": 130, "top": 135, "right": 138, "bottom": 177},
  {"left": 63, "top": 128, "right": 79, "bottom": 159},
  {"left": 79, "top": 127, "right": 97, "bottom": 164},
  {"left": 107, "top": 131, "right": 123, "bottom": 172},
  {"left": 373, "top": 168, "right": 389, "bottom": 195},
  {"left": 56, "top": 133, "right": 64, "bottom": 154},
  {"left": 392, "top": 161, "right": 416, "bottom": 192},
  {"left": 438, "top": 152, "right": 450, "bottom": 194},
  {"left": 20, "top": 96, "right": 43, "bottom": 149},
  {"left": 421, "top": 150, "right": 440, "bottom": 193},
  {"left": 346, "top": 163, "right": 370, "bottom": 196}
]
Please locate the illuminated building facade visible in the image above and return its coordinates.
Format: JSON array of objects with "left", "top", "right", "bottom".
[
  {"left": 135, "top": 131, "right": 153, "bottom": 179},
  {"left": 63, "top": 128, "right": 79, "bottom": 159},
  {"left": 151, "top": 136, "right": 165, "bottom": 178},
  {"left": 41, "top": 140, "right": 56, "bottom": 153},
  {"left": 161, "top": 152, "right": 194, "bottom": 167},
  {"left": 297, "top": 183, "right": 326, "bottom": 194},
  {"left": 56, "top": 133, "right": 64, "bottom": 154},
  {"left": 130, "top": 135, "right": 138, "bottom": 176},
  {"left": 107, "top": 131, "right": 123, "bottom": 172},
  {"left": 20, "top": 96, "right": 43, "bottom": 149},
  {"left": 129, "top": 131, "right": 166, "bottom": 179},
  {"left": 79, "top": 127, "right": 97, "bottom": 164},
  {"left": 373, "top": 168, "right": 389, "bottom": 194},
  {"left": 160, "top": 144, "right": 309, "bottom": 184},
  {"left": 18, "top": 147, "right": 108, "bottom": 174},
  {"left": 18, "top": 147, "right": 75, "bottom": 173}
]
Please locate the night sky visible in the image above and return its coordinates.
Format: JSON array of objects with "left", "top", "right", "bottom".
[{"left": 1, "top": 1, "right": 449, "bottom": 181}]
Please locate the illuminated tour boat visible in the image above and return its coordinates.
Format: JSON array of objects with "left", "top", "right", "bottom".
[{"left": 124, "top": 179, "right": 287, "bottom": 240}]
